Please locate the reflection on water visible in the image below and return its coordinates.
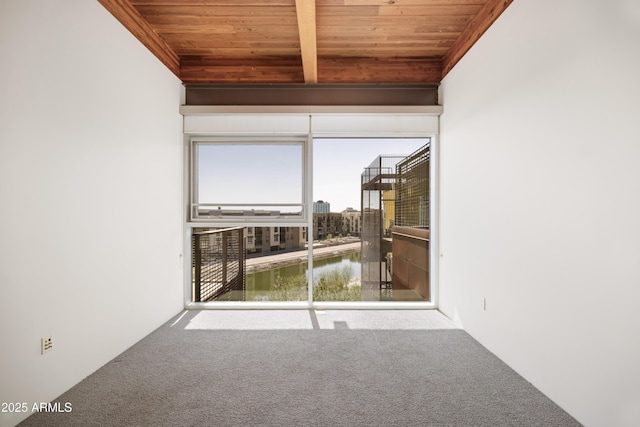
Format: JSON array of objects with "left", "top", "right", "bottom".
[{"left": 246, "top": 252, "right": 361, "bottom": 301}]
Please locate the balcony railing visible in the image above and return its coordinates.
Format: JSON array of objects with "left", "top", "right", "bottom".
[
  {"left": 192, "top": 227, "right": 246, "bottom": 302},
  {"left": 360, "top": 142, "right": 430, "bottom": 300},
  {"left": 391, "top": 226, "right": 430, "bottom": 300}
]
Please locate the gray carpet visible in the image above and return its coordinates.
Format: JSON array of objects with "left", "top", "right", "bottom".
[{"left": 19, "top": 310, "right": 581, "bottom": 427}]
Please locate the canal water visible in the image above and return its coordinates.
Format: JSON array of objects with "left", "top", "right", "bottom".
[{"left": 246, "top": 251, "right": 361, "bottom": 298}]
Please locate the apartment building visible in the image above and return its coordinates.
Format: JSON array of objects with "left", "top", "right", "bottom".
[
  {"left": 341, "top": 208, "right": 361, "bottom": 237},
  {"left": 246, "top": 227, "right": 306, "bottom": 254},
  {"left": 312, "top": 200, "right": 330, "bottom": 214}
]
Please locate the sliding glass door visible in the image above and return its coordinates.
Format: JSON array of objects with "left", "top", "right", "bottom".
[
  {"left": 312, "top": 138, "right": 431, "bottom": 303},
  {"left": 187, "top": 135, "right": 433, "bottom": 305},
  {"left": 189, "top": 137, "right": 309, "bottom": 303}
]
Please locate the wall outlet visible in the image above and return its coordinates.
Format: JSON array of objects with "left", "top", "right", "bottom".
[
  {"left": 41, "top": 336, "right": 53, "bottom": 354},
  {"left": 480, "top": 298, "right": 487, "bottom": 311}
]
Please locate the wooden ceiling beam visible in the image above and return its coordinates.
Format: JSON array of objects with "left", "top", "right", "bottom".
[
  {"left": 98, "top": 0, "right": 180, "bottom": 78},
  {"left": 442, "top": 0, "right": 513, "bottom": 78},
  {"left": 295, "top": 0, "right": 318, "bottom": 84}
]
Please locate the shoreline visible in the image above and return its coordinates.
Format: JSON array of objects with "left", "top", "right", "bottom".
[{"left": 246, "top": 241, "right": 361, "bottom": 273}]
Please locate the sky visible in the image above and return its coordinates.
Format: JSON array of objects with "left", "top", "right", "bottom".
[
  {"left": 198, "top": 143, "right": 302, "bottom": 206},
  {"left": 198, "top": 138, "right": 429, "bottom": 213},
  {"left": 313, "top": 138, "right": 428, "bottom": 212}
]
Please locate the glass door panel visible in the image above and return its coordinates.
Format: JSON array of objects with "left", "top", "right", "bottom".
[
  {"left": 192, "top": 226, "right": 308, "bottom": 302},
  {"left": 312, "top": 138, "right": 431, "bottom": 302}
]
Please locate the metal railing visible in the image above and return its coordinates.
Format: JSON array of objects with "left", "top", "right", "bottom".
[
  {"left": 361, "top": 155, "right": 405, "bottom": 300},
  {"left": 360, "top": 142, "right": 431, "bottom": 299},
  {"left": 192, "top": 227, "right": 246, "bottom": 302},
  {"left": 395, "top": 143, "right": 430, "bottom": 228}
]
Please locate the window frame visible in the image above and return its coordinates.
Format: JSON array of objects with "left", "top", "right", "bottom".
[
  {"left": 189, "top": 136, "right": 309, "bottom": 224},
  {"left": 181, "top": 110, "right": 440, "bottom": 309}
]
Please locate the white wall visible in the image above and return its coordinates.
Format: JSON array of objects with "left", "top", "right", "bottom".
[
  {"left": 0, "top": 1, "right": 184, "bottom": 426},
  {"left": 438, "top": 0, "right": 640, "bottom": 426}
]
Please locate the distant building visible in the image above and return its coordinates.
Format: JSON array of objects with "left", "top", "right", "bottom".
[
  {"left": 241, "top": 210, "right": 360, "bottom": 256},
  {"left": 313, "top": 200, "right": 330, "bottom": 213},
  {"left": 313, "top": 212, "right": 344, "bottom": 240},
  {"left": 342, "top": 208, "right": 362, "bottom": 236},
  {"left": 246, "top": 227, "right": 305, "bottom": 254}
]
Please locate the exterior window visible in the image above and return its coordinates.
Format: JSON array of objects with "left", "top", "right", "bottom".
[
  {"left": 190, "top": 138, "right": 306, "bottom": 221},
  {"left": 188, "top": 134, "right": 434, "bottom": 305}
]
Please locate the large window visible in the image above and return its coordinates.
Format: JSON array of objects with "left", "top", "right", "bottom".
[
  {"left": 187, "top": 134, "right": 435, "bottom": 306},
  {"left": 190, "top": 138, "right": 307, "bottom": 222}
]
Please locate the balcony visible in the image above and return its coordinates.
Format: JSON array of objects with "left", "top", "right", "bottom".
[{"left": 361, "top": 143, "right": 430, "bottom": 301}]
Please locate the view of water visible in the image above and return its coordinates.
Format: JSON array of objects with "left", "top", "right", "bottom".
[{"left": 246, "top": 251, "right": 361, "bottom": 296}]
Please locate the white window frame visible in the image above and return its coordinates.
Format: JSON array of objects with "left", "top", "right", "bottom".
[
  {"left": 181, "top": 109, "right": 440, "bottom": 310},
  {"left": 189, "top": 136, "right": 309, "bottom": 224}
]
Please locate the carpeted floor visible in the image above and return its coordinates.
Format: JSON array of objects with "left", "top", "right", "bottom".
[{"left": 19, "top": 310, "right": 581, "bottom": 427}]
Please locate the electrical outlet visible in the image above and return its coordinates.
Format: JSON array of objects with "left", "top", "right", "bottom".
[
  {"left": 41, "top": 336, "right": 53, "bottom": 354},
  {"left": 480, "top": 298, "right": 486, "bottom": 311}
]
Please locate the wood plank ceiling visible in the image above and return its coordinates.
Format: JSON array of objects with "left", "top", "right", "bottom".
[{"left": 98, "top": 0, "right": 513, "bottom": 85}]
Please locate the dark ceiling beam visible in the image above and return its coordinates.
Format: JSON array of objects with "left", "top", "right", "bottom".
[
  {"left": 442, "top": 0, "right": 514, "bottom": 78},
  {"left": 98, "top": 0, "right": 180, "bottom": 78},
  {"left": 295, "top": 0, "right": 318, "bottom": 84},
  {"left": 184, "top": 84, "right": 439, "bottom": 106}
]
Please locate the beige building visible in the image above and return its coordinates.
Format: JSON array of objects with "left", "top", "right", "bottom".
[
  {"left": 341, "top": 208, "right": 362, "bottom": 237},
  {"left": 246, "top": 227, "right": 305, "bottom": 254}
]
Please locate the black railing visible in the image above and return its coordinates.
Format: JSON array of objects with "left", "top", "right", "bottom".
[{"left": 192, "top": 227, "right": 246, "bottom": 302}]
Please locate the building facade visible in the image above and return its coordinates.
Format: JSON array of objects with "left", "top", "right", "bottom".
[
  {"left": 246, "top": 227, "right": 306, "bottom": 254},
  {"left": 341, "top": 207, "right": 362, "bottom": 236},
  {"left": 313, "top": 200, "right": 330, "bottom": 213}
]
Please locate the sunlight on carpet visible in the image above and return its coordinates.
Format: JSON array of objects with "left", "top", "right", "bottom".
[{"left": 180, "top": 309, "right": 461, "bottom": 330}]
